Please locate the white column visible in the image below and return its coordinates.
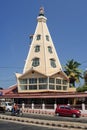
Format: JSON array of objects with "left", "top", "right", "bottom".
[
  {"left": 54, "top": 99, "right": 57, "bottom": 110},
  {"left": 42, "top": 103, "right": 45, "bottom": 110},
  {"left": 32, "top": 103, "right": 34, "bottom": 109},
  {"left": 82, "top": 103, "right": 85, "bottom": 111},
  {"left": 22, "top": 103, "right": 25, "bottom": 110},
  {"left": 54, "top": 103, "right": 57, "bottom": 110}
]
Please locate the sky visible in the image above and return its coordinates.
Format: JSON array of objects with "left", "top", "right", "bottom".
[{"left": 0, "top": 0, "right": 87, "bottom": 88}]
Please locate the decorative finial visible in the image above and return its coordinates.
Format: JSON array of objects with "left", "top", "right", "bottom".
[{"left": 39, "top": 7, "right": 44, "bottom": 16}]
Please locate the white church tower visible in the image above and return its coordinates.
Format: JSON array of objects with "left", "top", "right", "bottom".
[
  {"left": 23, "top": 7, "right": 62, "bottom": 75},
  {"left": 16, "top": 7, "right": 75, "bottom": 93}
]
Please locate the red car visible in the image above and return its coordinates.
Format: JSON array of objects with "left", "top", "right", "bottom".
[{"left": 55, "top": 105, "right": 81, "bottom": 118}]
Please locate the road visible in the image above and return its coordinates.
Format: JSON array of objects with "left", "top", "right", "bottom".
[
  {"left": 0, "top": 119, "right": 69, "bottom": 130},
  {"left": 3, "top": 111, "right": 87, "bottom": 123},
  {"left": 23, "top": 113, "right": 87, "bottom": 123},
  {"left": 0, "top": 112, "right": 87, "bottom": 130}
]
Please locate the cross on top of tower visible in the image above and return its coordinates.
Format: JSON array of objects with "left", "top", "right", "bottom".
[{"left": 39, "top": 7, "right": 44, "bottom": 16}]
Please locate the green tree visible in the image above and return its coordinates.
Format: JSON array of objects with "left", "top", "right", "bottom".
[
  {"left": 84, "top": 70, "right": 87, "bottom": 85},
  {"left": 64, "top": 59, "right": 82, "bottom": 87},
  {"left": 76, "top": 85, "right": 87, "bottom": 92}
]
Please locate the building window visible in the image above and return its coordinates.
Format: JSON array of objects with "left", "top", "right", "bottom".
[
  {"left": 29, "top": 78, "right": 37, "bottom": 84},
  {"left": 49, "top": 78, "right": 55, "bottom": 83},
  {"left": 46, "top": 35, "right": 49, "bottom": 41},
  {"left": 48, "top": 46, "right": 52, "bottom": 53},
  {"left": 63, "top": 86, "right": 67, "bottom": 90},
  {"left": 39, "top": 85, "right": 47, "bottom": 89},
  {"left": 56, "top": 85, "right": 61, "bottom": 90},
  {"left": 63, "top": 80, "right": 68, "bottom": 85},
  {"left": 36, "top": 34, "right": 41, "bottom": 40},
  {"left": 29, "top": 85, "right": 37, "bottom": 90},
  {"left": 19, "top": 79, "right": 27, "bottom": 84},
  {"left": 50, "top": 59, "right": 56, "bottom": 68},
  {"left": 35, "top": 45, "right": 40, "bottom": 52},
  {"left": 39, "top": 78, "right": 47, "bottom": 83},
  {"left": 49, "top": 85, "right": 55, "bottom": 89},
  {"left": 32, "top": 58, "right": 40, "bottom": 67},
  {"left": 56, "top": 79, "right": 61, "bottom": 84},
  {"left": 21, "top": 85, "right": 27, "bottom": 90}
]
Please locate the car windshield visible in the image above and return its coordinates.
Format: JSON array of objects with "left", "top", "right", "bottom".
[
  {"left": 65, "top": 106, "right": 71, "bottom": 110},
  {"left": 8, "top": 103, "right": 12, "bottom": 106}
]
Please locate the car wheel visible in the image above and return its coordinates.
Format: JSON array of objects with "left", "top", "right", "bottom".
[
  {"left": 72, "top": 114, "right": 76, "bottom": 118},
  {"left": 56, "top": 113, "right": 60, "bottom": 116},
  {"left": 7, "top": 109, "right": 10, "bottom": 112}
]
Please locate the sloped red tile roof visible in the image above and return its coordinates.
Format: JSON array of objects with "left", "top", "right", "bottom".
[{"left": 0, "top": 84, "right": 17, "bottom": 95}]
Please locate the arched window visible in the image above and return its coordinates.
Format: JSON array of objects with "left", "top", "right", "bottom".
[
  {"left": 50, "top": 58, "right": 56, "bottom": 68},
  {"left": 32, "top": 58, "right": 40, "bottom": 67},
  {"left": 36, "top": 34, "right": 41, "bottom": 40},
  {"left": 35, "top": 45, "right": 40, "bottom": 52},
  {"left": 48, "top": 46, "right": 52, "bottom": 53},
  {"left": 46, "top": 35, "right": 49, "bottom": 41}
]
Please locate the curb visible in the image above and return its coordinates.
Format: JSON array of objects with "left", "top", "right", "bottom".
[
  {"left": 23, "top": 109, "right": 87, "bottom": 117},
  {"left": 0, "top": 114, "right": 87, "bottom": 129},
  {"left": 23, "top": 109, "right": 54, "bottom": 116}
]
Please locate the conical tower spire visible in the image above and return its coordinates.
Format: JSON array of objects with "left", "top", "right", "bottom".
[
  {"left": 23, "top": 7, "right": 62, "bottom": 75},
  {"left": 16, "top": 7, "right": 71, "bottom": 93}
]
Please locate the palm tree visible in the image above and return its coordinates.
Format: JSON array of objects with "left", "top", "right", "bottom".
[
  {"left": 64, "top": 59, "right": 82, "bottom": 87},
  {"left": 84, "top": 69, "right": 87, "bottom": 85}
]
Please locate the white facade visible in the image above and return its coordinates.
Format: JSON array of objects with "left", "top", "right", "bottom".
[
  {"left": 23, "top": 9, "right": 62, "bottom": 75},
  {"left": 16, "top": 7, "right": 75, "bottom": 93}
]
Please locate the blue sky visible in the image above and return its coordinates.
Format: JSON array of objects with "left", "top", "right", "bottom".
[{"left": 0, "top": 0, "right": 87, "bottom": 88}]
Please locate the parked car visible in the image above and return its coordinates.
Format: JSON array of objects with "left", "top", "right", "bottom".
[
  {"left": 55, "top": 105, "right": 81, "bottom": 118},
  {"left": 0, "top": 102, "right": 13, "bottom": 111},
  {"left": 0, "top": 106, "right": 5, "bottom": 113},
  {"left": 5, "top": 102, "right": 13, "bottom": 111}
]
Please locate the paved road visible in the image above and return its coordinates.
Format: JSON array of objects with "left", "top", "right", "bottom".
[
  {"left": 0, "top": 113, "right": 87, "bottom": 130},
  {"left": 23, "top": 113, "right": 87, "bottom": 123},
  {"left": 0, "top": 120, "right": 68, "bottom": 130},
  {"left": 3, "top": 112, "right": 87, "bottom": 123}
]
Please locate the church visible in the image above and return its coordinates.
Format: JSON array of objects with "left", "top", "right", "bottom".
[
  {"left": 16, "top": 7, "right": 75, "bottom": 94},
  {"left": 0, "top": 8, "right": 86, "bottom": 108}
]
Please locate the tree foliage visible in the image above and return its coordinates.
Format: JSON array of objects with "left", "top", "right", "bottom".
[
  {"left": 64, "top": 59, "right": 82, "bottom": 87},
  {"left": 76, "top": 85, "right": 87, "bottom": 92}
]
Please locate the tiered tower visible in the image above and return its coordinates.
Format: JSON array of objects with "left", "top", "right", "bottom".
[
  {"left": 16, "top": 7, "right": 71, "bottom": 93},
  {"left": 23, "top": 7, "right": 62, "bottom": 75}
]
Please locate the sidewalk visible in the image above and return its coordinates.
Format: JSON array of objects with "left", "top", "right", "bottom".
[
  {"left": 81, "top": 110, "right": 87, "bottom": 117},
  {"left": 22, "top": 108, "right": 87, "bottom": 117}
]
